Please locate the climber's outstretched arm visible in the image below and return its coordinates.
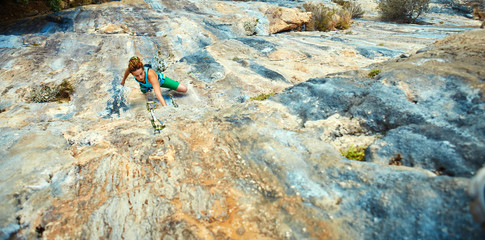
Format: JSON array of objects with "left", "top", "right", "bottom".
[{"left": 121, "top": 68, "right": 130, "bottom": 86}]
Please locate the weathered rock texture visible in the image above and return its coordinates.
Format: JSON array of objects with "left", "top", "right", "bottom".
[
  {"left": 0, "top": 0, "right": 484, "bottom": 239},
  {"left": 265, "top": 6, "right": 312, "bottom": 34}
]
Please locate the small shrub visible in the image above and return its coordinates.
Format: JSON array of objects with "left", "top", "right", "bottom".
[
  {"left": 332, "top": 0, "right": 365, "bottom": 18},
  {"left": 303, "top": 2, "right": 352, "bottom": 31},
  {"left": 243, "top": 19, "right": 258, "bottom": 36},
  {"left": 49, "top": 0, "right": 62, "bottom": 12},
  {"left": 347, "top": 1, "right": 365, "bottom": 18},
  {"left": 389, "top": 153, "right": 403, "bottom": 165},
  {"left": 30, "top": 85, "right": 56, "bottom": 103},
  {"left": 30, "top": 79, "right": 74, "bottom": 103},
  {"left": 303, "top": 3, "right": 331, "bottom": 31},
  {"left": 341, "top": 145, "right": 366, "bottom": 161},
  {"left": 368, "top": 69, "right": 381, "bottom": 78},
  {"left": 378, "top": 0, "right": 430, "bottom": 23},
  {"left": 250, "top": 93, "right": 275, "bottom": 101},
  {"left": 56, "top": 79, "right": 74, "bottom": 100},
  {"left": 333, "top": 0, "right": 350, "bottom": 8},
  {"left": 333, "top": 10, "right": 352, "bottom": 30}
]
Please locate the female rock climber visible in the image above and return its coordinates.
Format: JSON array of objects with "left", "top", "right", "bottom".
[{"left": 121, "top": 56, "right": 187, "bottom": 106}]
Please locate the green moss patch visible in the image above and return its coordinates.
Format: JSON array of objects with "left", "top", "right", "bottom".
[
  {"left": 250, "top": 93, "right": 275, "bottom": 101},
  {"left": 341, "top": 145, "right": 366, "bottom": 161}
]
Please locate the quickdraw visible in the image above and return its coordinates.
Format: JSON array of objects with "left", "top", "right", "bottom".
[
  {"left": 168, "top": 93, "right": 178, "bottom": 108},
  {"left": 146, "top": 101, "right": 165, "bottom": 134}
]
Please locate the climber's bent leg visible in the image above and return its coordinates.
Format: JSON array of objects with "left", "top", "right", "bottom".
[{"left": 161, "top": 76, "right": 187, "bottom": 93}]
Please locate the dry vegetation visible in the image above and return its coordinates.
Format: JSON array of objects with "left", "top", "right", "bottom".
[
  {"left": 378, "top": 0, "right": 430, "bottom": 23},
  {"left": 29, "top": 79, "right": 74, "bottom": 103},
  {"left": 303, "top": 2, "right": 352, "bottom": 31},
  {"left": 302, "top": 1, "right": 363, "bottom": 32}
]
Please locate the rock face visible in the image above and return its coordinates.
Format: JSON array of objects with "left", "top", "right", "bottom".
[
  {"left": 0, "top": 0, "right": 484, "bottom": 239},
  {"left": 265, "top": 6, "right": 312, "bottom": 34},
  {"left": 277, "top": 30, "right": 485, "bottom": 177}
]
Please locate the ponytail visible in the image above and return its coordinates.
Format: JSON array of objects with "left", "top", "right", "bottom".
[{"left": 128, "top": 56, "right": 144, "bottom": 73}]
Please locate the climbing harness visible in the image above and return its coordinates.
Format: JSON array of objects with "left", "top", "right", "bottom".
[{"left": 146, "top": 101, "right": 165, "bottom": 134}]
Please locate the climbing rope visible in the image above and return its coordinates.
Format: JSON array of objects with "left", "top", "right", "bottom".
[
  {"left": 168, "top": 93, "right": 178, "bottom": 108},
  {"left": 111, "top": 0, "right": 162, "bottom": 66},
  {"left": 111, "top": 0, "right": 169, "bottom": 133}
]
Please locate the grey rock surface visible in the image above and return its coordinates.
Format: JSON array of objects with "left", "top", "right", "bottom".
[{"left": 0, "top": 0, "right": 484, "bottom": 239}]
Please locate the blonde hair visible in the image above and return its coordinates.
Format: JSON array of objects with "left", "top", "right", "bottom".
[{"left": 128, "top": 56, "right": 144, "bottom": 73}]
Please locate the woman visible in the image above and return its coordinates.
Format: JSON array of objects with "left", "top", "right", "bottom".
[{"left": 121, "top": 56, "right": 187, "bottom": 107}]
